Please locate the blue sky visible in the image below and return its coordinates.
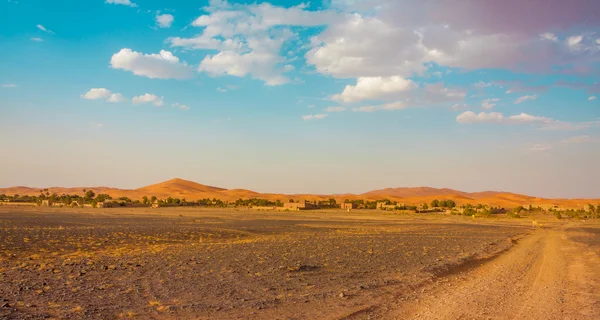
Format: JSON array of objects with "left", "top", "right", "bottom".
[{"left": 1, "top": 0, "right": 599, "bottom": 198}]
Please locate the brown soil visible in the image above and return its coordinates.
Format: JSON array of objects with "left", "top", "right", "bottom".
[{"left": 0, "top": 207, "right": 597, "bottom": 319}]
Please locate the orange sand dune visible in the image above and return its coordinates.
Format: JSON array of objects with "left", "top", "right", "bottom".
[{"left": 1, "top": 178, "right": 598, "bottom": 209}]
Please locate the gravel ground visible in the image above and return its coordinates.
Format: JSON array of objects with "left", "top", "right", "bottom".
[{"left": 0, "top": 208, "right": 529, "bottom": 319}]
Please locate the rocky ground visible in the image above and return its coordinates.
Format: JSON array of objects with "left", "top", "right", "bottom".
[{"left": 1, "top": 207, "right": 584, "bottom": 319}]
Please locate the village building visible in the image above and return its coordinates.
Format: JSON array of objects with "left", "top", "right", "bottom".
[
  {"left": 283, "top": 200, "right": 319, "bottom": 211},
  {"left": 377, "top": 202, "right": 398, "bottom": 210},
  {"left": 341, "top": 202, "right": 357, "bottom": 210}
]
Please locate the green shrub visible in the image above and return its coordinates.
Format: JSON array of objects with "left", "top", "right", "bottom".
[
  {"left": 507, "top": 212, "right": 520, "bottom": 218},
  {"left": 554, "top": 212, "right": 562, "bottom": 219}
]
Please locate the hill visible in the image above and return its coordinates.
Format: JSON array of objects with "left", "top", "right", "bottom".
[
  {"left": 0, "top": 178, "right": 598, "bottom": 209},
  {"left": 136, "top": 178, "right": 226, "bottom": 195}
]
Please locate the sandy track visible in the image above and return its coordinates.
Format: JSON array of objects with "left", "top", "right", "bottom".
[{"left": 385, "top": 224, "right": 600, "bottom": 319}]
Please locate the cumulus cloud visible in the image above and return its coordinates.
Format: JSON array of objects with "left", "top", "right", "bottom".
[
  {"left": 168, "top": 1, "right": 338, "bottom": 85},
  {"left": 332, "top": 76, "right": 417, "bottom": 103},
  {"left": 540, "top": 32, "right": 558, "bottom": 42},
  {"left": 456, "top": 110, "right": 600, "bottom": 131},
  {"left": 36, "top": 24, "right": 54, "bottom": 35},
  {"left": 482, "top": 98, "right": 500, "bottom": 110},
  {"left": 456, "top": 111, "right": 553, "bottom": 125},
  {"left": 514, "top": 94, "right": 538, "bottom": 104},
  {"left": 110, "top": 48, "right": 193, "bottom": 79},
  {"left": 132, "top": 93, "right": 164, "bottom": 107},
  {"left": 567, "top": 35, "right": 583, "bottom": 49},
  {"left": 107, "top": 93, "right": 126, "bottom": 103},
  {"left": 105, "top": 0, "right": 136, "bottom": 7},
  {"left": 1, "top": 84, "right": 17, "bottom": 88},
  {"left": 589, "top": 96, "right": 597, "bottom": 101},
  {"left": 82, "top": 88, "right": 126, "bottom": 103},
  {"left": 423, "top": 83, "right": 467, "bottom": 103},
  {"left": 306, "top": 0, "right": 600, "bottom": 80},
  {"left": 324, "top": 106, "right": 345, "bottom": 112},
  {"left": 352, "top": 102, "right": 407, "bottom": 112},
  {"left": 302, "top": 114, "right": 328, "bottom": 120},
  {"left": 198, "top": 35, "right": 291, "bottom": 86},
  {"left": 156, "top": 13, "right": 174, "bottom": 28}
]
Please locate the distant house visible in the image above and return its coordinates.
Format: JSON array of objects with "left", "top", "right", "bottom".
[
  {"left": 40, "top": 199, "right": 53, "bottom": 207},
  {"left": 377, "top": 202, "right": 398, "bottom": 210},
  {"left": 341, "top": 202, "right": 357, "bottom": 210},
  {"left": 283, "top": 200, "right": 319, "bottom": 211},
  {"left": 97, "top": 201, "right": 120, "bottom": 208}
]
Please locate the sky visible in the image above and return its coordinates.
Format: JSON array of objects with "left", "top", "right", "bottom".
[{"left": 1, "top": 0, "right": 599, "bottom": 198}]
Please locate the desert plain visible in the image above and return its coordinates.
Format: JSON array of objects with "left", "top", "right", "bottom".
[{"left": 0, "top": 206, "right": 598, "bottom": 320}]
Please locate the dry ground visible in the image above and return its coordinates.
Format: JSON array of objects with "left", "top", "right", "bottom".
[{"left": 0, "top": 207, "right": 597, "bottom": 319}]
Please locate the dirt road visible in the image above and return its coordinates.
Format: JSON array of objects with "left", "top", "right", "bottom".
[{"left": 385, "top": 224, "right": 600, "bottom": 319}]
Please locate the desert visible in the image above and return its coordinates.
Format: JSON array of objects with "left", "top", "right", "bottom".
[{"left": 0, "top": 205, "right": 599, "bottom": 319}]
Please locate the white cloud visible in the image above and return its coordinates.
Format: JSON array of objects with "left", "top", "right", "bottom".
[
  {"left": 168, "top": 34, "right": 226, "bottom": 50},
  {"left": 156, "top": 13, "right": 174, "bottom": 28},
  {"left": 216, "top": 87, "right": 227, "bottom": 92},
  {"left": 529, "top": 143, "right": 553, "bottom": 152},
  {"left": 482, "top": 98, "right": 499, "bottom": 110},
  {"left": 132, "top": 93, "right": 164, "bottom": 107},
  {"left": 333, "top": 76, "right": 417, "bottom": 103},
  {"left": 110, "top": 48, "right": 193, "bottom": 80},
  {"left": 170, "top": 1, "right": 337, "bottom": 85},
  {"left": 283, "top": 64, "right": 295, "bottom": 72},
  {"left": 559, "top": 135, "right": 592, "bottom": 145},
  {"left": 82, "top": 88, "right": 126, "bottom": 103},
  {"left": 307, "top": 105, "right": 315, "bottom": 108},
  {"left": 352, "top": 102, "right": 406, "bottom": 112},
  {"left": 105, "top": 0, "right": 137, "bottom": 7},
  {"left": 540, "top": 32, "right": 558, "bottom": 42},
  {"left": 324, "top": 106, "right": 345, "bottom": 112},
  {"left": 302, "top": 114, "right": 328, "bottom": 120},
  {"left": 107, "top": 93, "right": 126, "bottom": 103},
  {"left": 589, "top": 96, "right": 597, "bottom": 101},
  {"left": 567, "top": 35, "right": 583, "bottom": 49},
  {"left": 30, "top": 37, "right": 43, "bottom": 42},
  {"left": 423, "top": 83, "right": 467, "bottom": 103},
  {"left": 514, "top": 94, "right": 537, "bottom": 104},
  {"left": 456, "top": 110, "right": 599, "bottom": 131},
  {"left": 172, "top": 103, "right": 191, "bottom": 110},
  {"left": 1, "top": 84, "right": 17, "bottom": 88},
  {"left": 305, "top": 2, "right": 600, "bottom": 81},
  {"left": 456, "top": 111, "right": 554, "bottom": 125},
  {"left": 83, "top": 88, "right": 112, "bottom": 100},
  {"left": 456, "top": 111, "right": 504, "bottom": 124},
  {"left": 36, "top": 24, "right": 54, "bottom": 35},
  {"left": 198, "top": 35, "right": 291, "bottom": 86}
]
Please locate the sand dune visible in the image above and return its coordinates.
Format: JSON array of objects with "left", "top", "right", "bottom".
[{"left": 1, "top": 178, "right": 598, "bottom": 209}]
